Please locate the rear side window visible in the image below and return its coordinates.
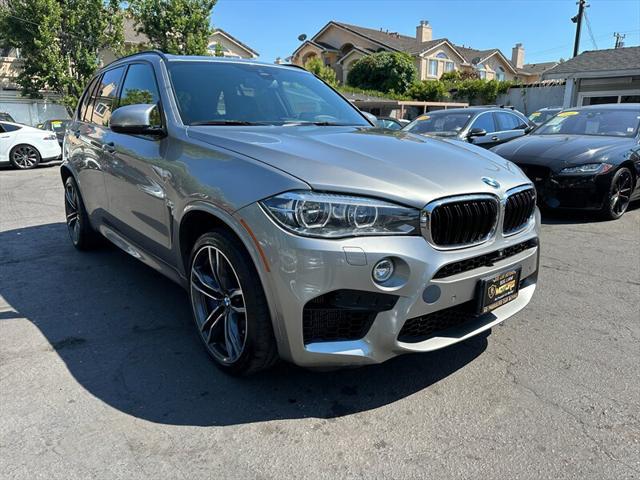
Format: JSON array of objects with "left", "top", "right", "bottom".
[
  {"left": 119, "top": 63, "right": 160, "bottom": 107},
  {"left": 0, "top": 122, "right": 21, "bottom": 132},
  {"left": 87, "top": 66, "right": 125, "bottom": 127},
  {"left": 78, "top": 76, "right": 99, "bottom": 121},
  {"left": 472, "top": 112, "right": 496, "bottom": 133},
  {"left": 496, "top": 112, "right": 521, "bottom": 131}
]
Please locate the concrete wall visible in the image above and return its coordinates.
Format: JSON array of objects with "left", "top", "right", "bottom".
[
  {"left": 496, "top": 83, "right": 566, "bottom": 115},
  {"left": 0, "top": 91, "right": 69, "bottom": 126}
]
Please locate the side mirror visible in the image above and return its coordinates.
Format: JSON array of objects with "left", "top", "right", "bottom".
[
  {"left": 110, "top": 104, "right": 164, "bottom": 136},
  {"left": 524, "top": 125, "right": 535, "bottom": 134},
  {"left": 467, "top": 128, "right": 487, "bottom": 138}
]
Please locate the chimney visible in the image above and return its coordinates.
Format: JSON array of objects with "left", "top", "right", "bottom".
[
  {"left": 512, "top": 43, "right": 524, "bottom": 69},
  {"left": 416, "top": 20, "right": 432, "bottom": 43}
]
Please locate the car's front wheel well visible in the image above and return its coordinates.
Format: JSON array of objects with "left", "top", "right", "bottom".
[
  {"left": 60, "top": 165, "right": 73, "bottom": 183},
  {"left": 178, "top": 210, "right": 251, "bottom": 274},
  {"left": 618, "top": 161, "right": 636, "bottom": 186}
]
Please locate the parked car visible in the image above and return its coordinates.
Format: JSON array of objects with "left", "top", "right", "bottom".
[
  {"left": 376, "top": 117, "right": 409, "bottom": 130},
  {"left": 40, "top": 119, "right": 71, "bottom": 146},
  {"left": 0, "top": 112, "right": 16, "bottom": 123},
  {"left": 528, "top": 107, "right": 562, "bottom": 126},
  {"left": 0, "top": 121, "right": 61, "bottom": 169},
  {"left": 492, "top": 104, "right": 640, "bottom": 219},
  {"left": 63, "top": 52, "right": 539, "bottom": 375},
  {"left": 402, "top": 107, "right": 534, "bottom": 149}
]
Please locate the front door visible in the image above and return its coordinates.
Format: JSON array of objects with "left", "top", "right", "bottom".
[
  {"left": 467, "top": 112, "right": 500, "bottom": 149},
  {"left": 102, "top": 62, "right": 173, "bottom": 262}
]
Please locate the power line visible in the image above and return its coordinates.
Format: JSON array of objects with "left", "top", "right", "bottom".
[{"left": 583, "top": 9, "right": 598, "bottom": 50}]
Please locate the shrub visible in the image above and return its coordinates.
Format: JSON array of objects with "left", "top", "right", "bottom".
[
  {"left": 347, "top": 52, "right": 417, "bottom": 94},
  {"left": 406, "top": 80, "right": 449, "bottom": 101},
  {"left": 304, "top": 57, "right": 338, "bottom": 87}
]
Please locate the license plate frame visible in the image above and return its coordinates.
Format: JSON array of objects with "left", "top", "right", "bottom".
[{"left": 476, "top": 267, "right": 522, "bottom": 314}]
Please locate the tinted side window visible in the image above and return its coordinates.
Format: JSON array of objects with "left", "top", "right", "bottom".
[
  {"left": 472, "top": 112, "right": 496, "bottom": 133},
  {"left": 2, "top": 123, "right": 21, "bottom": 132},
  {"left": 78, "top": 76, "right": 99, "bottom": 121},
  {"left": 496, "top": 112, "right": 520, "bottom": 131},
  {"left": 88, "top": 66, "right": 125, "bottom": 127},
  {"left": 0, "top": 123, "right": 5, "bottom": 133},
  {"left": 119, "top": 63, "right": 160, "bottom": 107}
]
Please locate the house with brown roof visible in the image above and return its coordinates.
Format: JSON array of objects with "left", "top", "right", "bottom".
[{"left": 291, "top": 20, "right": 556, "bottom": 84}]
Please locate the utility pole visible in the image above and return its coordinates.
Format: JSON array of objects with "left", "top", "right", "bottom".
[
  {"left": 614, "top": 32, "right": 626, "bottom": 48},
  {"left": 571, "top": 0, "right": 587, "bottom": 58}
]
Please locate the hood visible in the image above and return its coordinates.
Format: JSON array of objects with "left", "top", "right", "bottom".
[
  {"left": 491, "top": 134, "right": 634, "bottom": 171},
  {"left": 187, "top": 126, "right": 530, "bottom": 208}
]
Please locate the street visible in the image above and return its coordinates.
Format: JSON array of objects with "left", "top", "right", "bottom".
[{"left": 1, "top": 165, "right": 639, "bottom": 479}]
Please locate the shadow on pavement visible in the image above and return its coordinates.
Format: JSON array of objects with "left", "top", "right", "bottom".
[
  {"left": 0, "top": 222, "right": 488, "bottom": 426},
  {"left": 540, "top": 200, "right": 639, "bottom": 225}
]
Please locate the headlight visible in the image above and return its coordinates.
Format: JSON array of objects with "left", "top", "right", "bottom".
[
  {"left": 260, "top": 191, "right": 420, "bottom": 238},
  {"left": 558, "top": 163, "right": 613, "bottom": 175},
  {"left": 43, "top": 134, "right": 57, "bottom": 141}
]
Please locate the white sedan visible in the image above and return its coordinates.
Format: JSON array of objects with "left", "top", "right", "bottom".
[{"left": 0, "top": 121, "right": 62, "bottom": 169}]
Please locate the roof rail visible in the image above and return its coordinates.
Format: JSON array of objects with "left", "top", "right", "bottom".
[{"left": 102, "top": 49, "right": 169, "bottom": 69}]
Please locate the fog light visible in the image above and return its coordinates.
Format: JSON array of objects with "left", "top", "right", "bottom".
[{"left": 372, "top": 258, "right": 394, "bottom": 283}]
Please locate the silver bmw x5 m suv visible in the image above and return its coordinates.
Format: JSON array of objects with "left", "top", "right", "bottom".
[{"left": 62, "top": 52, "right": 540, "bottom": 375}]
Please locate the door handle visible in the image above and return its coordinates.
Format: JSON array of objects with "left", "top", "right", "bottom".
[
  {"left": 491, "top": 136, "right": 499, "bottom": 141},
  {"left": 102, "top": 142, "right": 116, "bottom": 153}
]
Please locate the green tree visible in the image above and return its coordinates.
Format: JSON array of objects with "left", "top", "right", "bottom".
[
  {"left": 0, "top": 0, "right": 124, "bottom": 110},
  {"left": 304, "top": 56, "right": 337, "bottom": 87},
  {"left": 214, "top": 42, "right": 224, "bottom": 57},
  {"left": 406, "top": 80, "right": 448, "bottom": 101},
  {"left": 347, "top": 52, "right": 417, "bottom": 94},
  {"left": 127, "top": 0, "right": 217, "bottom": 55}
]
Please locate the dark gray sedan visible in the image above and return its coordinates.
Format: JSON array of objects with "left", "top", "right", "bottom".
[{"left": 402, "top": 107, "right": 534, "bottom": 149}]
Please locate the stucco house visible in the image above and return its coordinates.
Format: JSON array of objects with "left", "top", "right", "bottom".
[{"left": 291, "top": 20, "right": 556, "bottom": 84}]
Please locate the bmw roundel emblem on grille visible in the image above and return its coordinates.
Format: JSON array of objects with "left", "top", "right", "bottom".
[{"left": 482, "top": 177, "right": 500, "bottom": 188}]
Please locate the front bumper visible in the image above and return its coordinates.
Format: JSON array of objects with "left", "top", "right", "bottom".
[
  {"left": 533, "top": 172, "right": 612, "bottom": 210},
  {"left": 238, "top": 203, "right": 540, "bottom": 367}
]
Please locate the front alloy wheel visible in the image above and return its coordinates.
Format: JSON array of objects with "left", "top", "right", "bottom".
[
  {"left": 603, "top": 167, "right": 633, "bottom": 220},
  {"left": 190, "top": 245, "right": 248, "bottom": 363},
  {"left": 188, "top": 231, "right": 278, "bottom": 375},
  {"left": 10, "top": 145, "right": 40, "bottom": 169}
]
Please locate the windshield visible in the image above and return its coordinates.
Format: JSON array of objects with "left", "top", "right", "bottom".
[
  {"left": 528, "top": 110, "right": 559, "bottom": 124},
  {"left": 49, "top": 120, "right": 70, "bottom": 133},
  {"left": 403, "top": 112, "right": 472, "bottom": 136},
  {"left": 534, "top": 108, "right": 640, "bottom": 137},
  {"left": 168, "top": 61, "right": 369, "bottom": 127}
]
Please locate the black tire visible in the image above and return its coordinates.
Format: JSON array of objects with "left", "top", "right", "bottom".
[
  {"left": 10, "top": 144, "right": 41, "bottom": 169},
  {"left": 63, "top": 176, "right": 101, "bottom": 250},
  {"left": 188, "top": 230, "right": 278, "bottom": 375},
  {"left": 601, "top": 167, "right": 633, "bottom": 220}
]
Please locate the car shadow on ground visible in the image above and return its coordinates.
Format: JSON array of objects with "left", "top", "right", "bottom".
[
  {"left": 0, "top": 222, "right": 488, "bottom": 427},
  {"left": 540, "top": 200, "right": 640, "bottom": 225}
]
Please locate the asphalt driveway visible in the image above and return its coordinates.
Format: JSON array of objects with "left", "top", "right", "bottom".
[{"left": 1, "top": 166, "right": 639, "bottom": 479}]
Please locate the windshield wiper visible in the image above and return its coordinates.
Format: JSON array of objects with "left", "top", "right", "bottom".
[
  {"left": 190, "top": 120, "right": 267, "bottom": 126},
  {"left": 281, "top": 121, "right": 360, "bottom": 127}
]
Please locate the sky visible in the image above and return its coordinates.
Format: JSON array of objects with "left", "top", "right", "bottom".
[{"left": 211, "top": 0, "right": 640, "bottom": 64}]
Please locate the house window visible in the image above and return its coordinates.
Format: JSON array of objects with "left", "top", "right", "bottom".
[
  {"left": 428, "top": 59, "right": 438, "bottom": 76},
  {"left": 476, "top": 63, "right": 486, "bottom": 79},
  {"left": 435, "top": 52, "right": 455, "bottom": 75},
  {"left": 445, "top": 62, "right": 454, "bottom": 72},
  {"left": 496, "top": 66, "right": 505, "bottom": 81}
]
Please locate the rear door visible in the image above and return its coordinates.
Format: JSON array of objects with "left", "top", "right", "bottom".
[
  {"left": 467, "top": 112, "right": 500, "bottom": 148},
  {"left": 68, "top": 67, "right": 126, "bottom": 220},
  {"left": 494, "top": 111, "right": 528, "bottom": 145},
  {"left": 101, "top": 62, "right": 173, "bottom": 261},
  {"left": 0, "top": 123, "right": 11, "bottom": 162}
]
